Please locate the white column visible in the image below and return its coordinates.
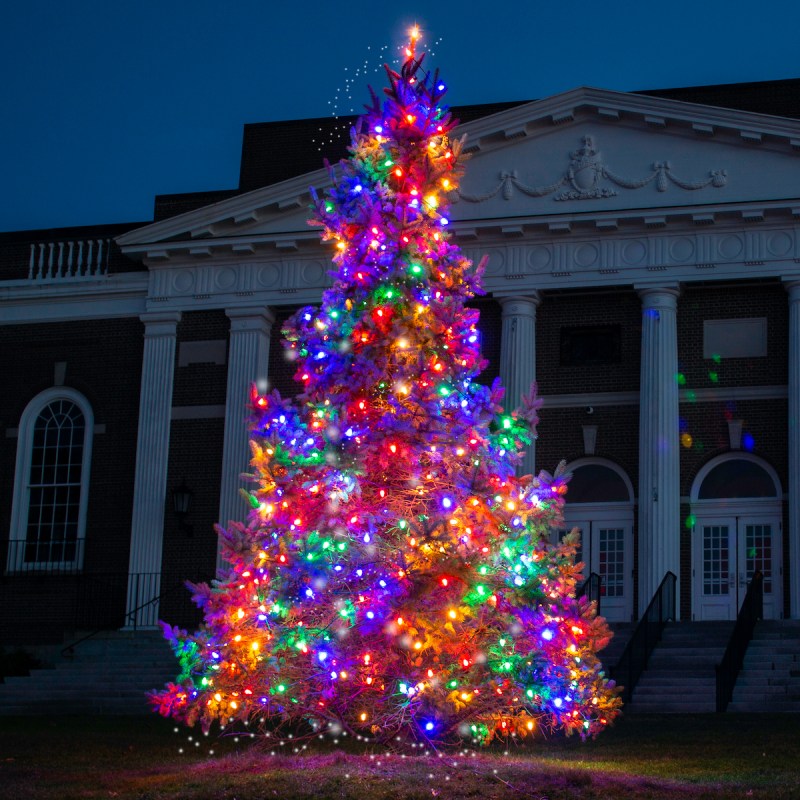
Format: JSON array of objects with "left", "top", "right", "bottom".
[
  {"left": 217, "top": 307, "right": 274, "bottom": 574},
  {"left": 786, "top": 281, "right": 800, "bottom": 618},
  {"left": 637, "top": 285, "right": 681, "bottom": 617},
  {"left": 499, "top": 294, "right": 540, "bottom": 477},
  {"left": 126, "top": 311, "right": 181, "bottom": 628}
]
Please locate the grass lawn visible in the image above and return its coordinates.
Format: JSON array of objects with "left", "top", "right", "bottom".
[{"left": 0, "top": 713, "right": 798, "bottom": 799}]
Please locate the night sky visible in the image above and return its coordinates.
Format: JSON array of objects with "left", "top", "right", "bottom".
[{"left": 2, "top": 1, "right": 800, "bottom": 232}]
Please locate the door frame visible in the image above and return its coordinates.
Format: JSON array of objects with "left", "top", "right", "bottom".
[
  {"left": 690, "top": 454, "right": 783, "bottom": 621},
  {"left": 562, "top": 459, "right": 636, "bottom": 623},
  {"left": 562, "top": 502, "right": 635, "bottom": 622}
]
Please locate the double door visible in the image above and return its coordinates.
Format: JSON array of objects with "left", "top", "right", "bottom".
[
  {"left": 561, "top": 506, "right": 633, "bottom": 623},
  {"left": 693, "top": 516, "right": 781, "bottom": 620}
]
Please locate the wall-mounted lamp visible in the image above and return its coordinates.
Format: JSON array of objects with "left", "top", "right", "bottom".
[{"left": 173, "top": 480, "right": 194, "bottom": 537}]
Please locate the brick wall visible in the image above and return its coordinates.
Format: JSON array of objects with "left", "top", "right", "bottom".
[
  {"left": 0, "top": 317, "right": 144, "bottom": 644},
  {"left": 268, "top": 305, "right": 304, "bottom": 399},
  {"left": 536, "top": 289, "right": 641, "bottom": 395},
  {"left": 172, "top": 310, "right": 230, "bottom": 407},
  {"left": 678, "top": 282, "right": 788, "bottom": 390},
  {"left": 160, "top": 418, "right": 225, "bottom": 629}
]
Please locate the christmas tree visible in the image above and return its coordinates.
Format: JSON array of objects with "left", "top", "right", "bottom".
[{"left": 152, "top": 30, "right": 621, "bottom": 745}]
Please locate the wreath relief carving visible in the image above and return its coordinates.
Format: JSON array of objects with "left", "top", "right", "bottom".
[{"left": 454, "top": 135, "right": 728, "bottom": 203}]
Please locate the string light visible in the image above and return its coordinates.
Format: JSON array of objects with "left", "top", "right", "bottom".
[{"left": 153, "top": 27, "right": 621, "bottom": 748}]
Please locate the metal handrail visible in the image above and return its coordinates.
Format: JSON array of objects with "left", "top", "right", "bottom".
[
  {"left": 60, "top": 574, "right": 194, "bottom": 659},
  {"left": 715, "top": 570, "right": 763, "bottom": 712},
  {"left": 576, "top": 571, "right": 602, "bottom": 616},
  {"left": 4, "top": 538, "right": 85, "bottom": 575},
  {"left": 610, "top": 571, "right": 677, "bottom": 703}
]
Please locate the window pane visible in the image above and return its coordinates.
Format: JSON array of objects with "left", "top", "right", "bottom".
[
  {"left": 746, "top": 524, "right": 773, "bottom": 594},
  {"left": 560, "top": 325, "right": 622, "bottom": 366},
  {"left": 703, "top": 525, "right": 729, "bottom": 595},
  {"left": 24, "top": 400, "right": 85, "bottom": 564},
  {"left": 599, "top": 528, "right": 625, "bottom": 598},
  {"left": 567, "top": 465, "right": 630, "bottom": 503},
  {"left": 699, "top": 460, "right": 777, "bottom": 499}
]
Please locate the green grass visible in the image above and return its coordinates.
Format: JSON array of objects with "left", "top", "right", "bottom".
[{"left": 0, "top": 713, "right": 798, "bottom": 799}]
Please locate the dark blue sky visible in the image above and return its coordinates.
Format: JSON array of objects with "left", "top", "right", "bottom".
[{"left": 3, "top": 1, "right": 799, "bottom": 232}]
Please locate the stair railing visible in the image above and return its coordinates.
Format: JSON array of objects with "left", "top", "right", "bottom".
[
  {"left": 60, "top": 575, "right": 202, "bottom": 659},
  {"left": 576, "top": 572, "right": 602, "bottom": 617},
  {"left": 715, "top": 570, "right": 763, "bottom": 713},
  {"left": 610, "top": 571, "right": 677, "bottom": 703}
]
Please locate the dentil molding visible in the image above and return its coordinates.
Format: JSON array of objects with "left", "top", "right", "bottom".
[{"left": 136, "top": 224, "right": 800, "bottom": 309}]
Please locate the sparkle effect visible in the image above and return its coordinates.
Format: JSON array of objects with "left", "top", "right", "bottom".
[{"left": 152, "top": 32, "right": 621, "bottom": 746}]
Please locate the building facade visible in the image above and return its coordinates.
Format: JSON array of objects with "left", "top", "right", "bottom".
[{"left": 3, "top": 80, "right": 800, "bottom": 645}]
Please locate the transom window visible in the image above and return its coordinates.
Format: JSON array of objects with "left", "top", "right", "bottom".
[
  {"left": 8, "top": 388, "right": 93, "bottom": 572},
  {"left": 697, "top": 458, "right": 778, "bottom": 499},
  {"left": 567, "top": 464, "right": 631, "bottom": 503}
]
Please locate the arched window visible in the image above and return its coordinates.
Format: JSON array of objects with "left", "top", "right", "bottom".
[
  {"left": 697, "top": 458, "right": 779, "bottom": 499},
  {"left": 566, "top": 462, "right": 632, "bottom": 503},
  {"left": 8, "top": 388, "right": 93, "bottom": 572}
]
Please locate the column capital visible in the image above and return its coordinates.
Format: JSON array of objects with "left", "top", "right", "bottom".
[
  {"left": 783, "top": 278, "right": 800, "bottom": 302},
  {"left": 140, "top": 310, "right": 181, "bottom": 337},
  {"left": 498, "top": 293, "right": 541, "bottom": 318},
  {"left": 225, "top": 306, "right": 275, "bottom": 334},
  {"left": 635, "top": 284, "right": 680, "bottom": 310}
]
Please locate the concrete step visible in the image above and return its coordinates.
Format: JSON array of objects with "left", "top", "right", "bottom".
[
  {"left": 635, "top": 682, "right": 715, "bottom": 692},
  {"left": 728, "top": 701, "right": 800, "bottom": 712},
  {"left": 627, "top": 701, "right": 716, "bottom": 713},
  {"left": 0, "top": 631, "right": 178, "bottom": 716},
  {"left": 635, "top": 667, "right": 713, "bottom": 678}
]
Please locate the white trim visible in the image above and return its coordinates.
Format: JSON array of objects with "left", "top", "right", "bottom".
[
  {"left": 562, "top": 458, "right": 636, "bottom": 622},
  {"left": 171, "top": 404, "right": 226, "bottom": 420},
  {"left": 7, "top": 387, "right": 94, "bottom": 572},
  {"left": 689, "top": 453, "right": 783, "bottom": 621},
  {"left": 689, "top": 452, "right": 782, "bottom": 502},
  {"left": 541, "top": 391, "right": 639, "bottom": 408},
  {"left": 0, "top": 273, "right": 147, "bottom": 325},
  {"left": 541, "top": 385, "right": 788, "bottom": 409},
  {"left": 680, "top": 385, "right": 788, "bottom": 403}
]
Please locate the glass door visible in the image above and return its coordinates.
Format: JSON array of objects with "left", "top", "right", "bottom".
[
  {"left": 693, "top": 516, "right": 781, "bottom": 620},
  {"left": 561, "top": 508, "right": 633, "bottom": 623}
]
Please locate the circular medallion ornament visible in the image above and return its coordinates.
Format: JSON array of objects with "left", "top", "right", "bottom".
[
  {"left": 574, "top": 243, "right": 598, "bottom": 268},
  {"left": 257, "top": 264, "right": 280, "bottom": 288},
  {"left": 173, "top": 270, "right": 195, "bottom": 293},
  {"left": 767, "top": 232, "right": 792, "bottom": 257},
  {"left": 669, "top": 237, "right": 695, "bottom": 263},
  {"left": 622, "top": 239, "right": 647, "bottom": 265},
  {"left": 527, "top": 246, "right": 551, "bottom": 272},
  {"left": 302, "top": 261, "right": 325, "bottom": 285},
  {"left": 215, "top": 268, "right": 237, "bottom": 290},
  {"left": 718, "top": 235, "right": 743, "bottom": 260}
]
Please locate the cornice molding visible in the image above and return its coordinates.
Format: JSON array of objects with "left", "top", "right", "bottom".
[
  {"left": 115, "top": 86, "right": 800, "bottom": 255},
  {"left": 9, "top": 219, "right": 800, "bottom": 318},
  {"left": 0, "top": 273, "right": 148, "bottom": 325},
  {"left": 116, "top": 198, "right": 800, "bottom": 263},
  {"left": 457, "top": 87, "right": 800, "bottom": 152}
]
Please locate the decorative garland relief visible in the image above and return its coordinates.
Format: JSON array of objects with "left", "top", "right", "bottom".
[{"left": 454, "top": 135, "right": 728, "bottom": 203}]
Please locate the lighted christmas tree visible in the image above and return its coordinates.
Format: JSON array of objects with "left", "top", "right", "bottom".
[{"left": 152, "top": 30, "right": 621, "bottom": 745}]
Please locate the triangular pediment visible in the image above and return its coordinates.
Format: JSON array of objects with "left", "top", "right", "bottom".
[{"left": 117, "top": 86, "right": 800, "bottom": 258}]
